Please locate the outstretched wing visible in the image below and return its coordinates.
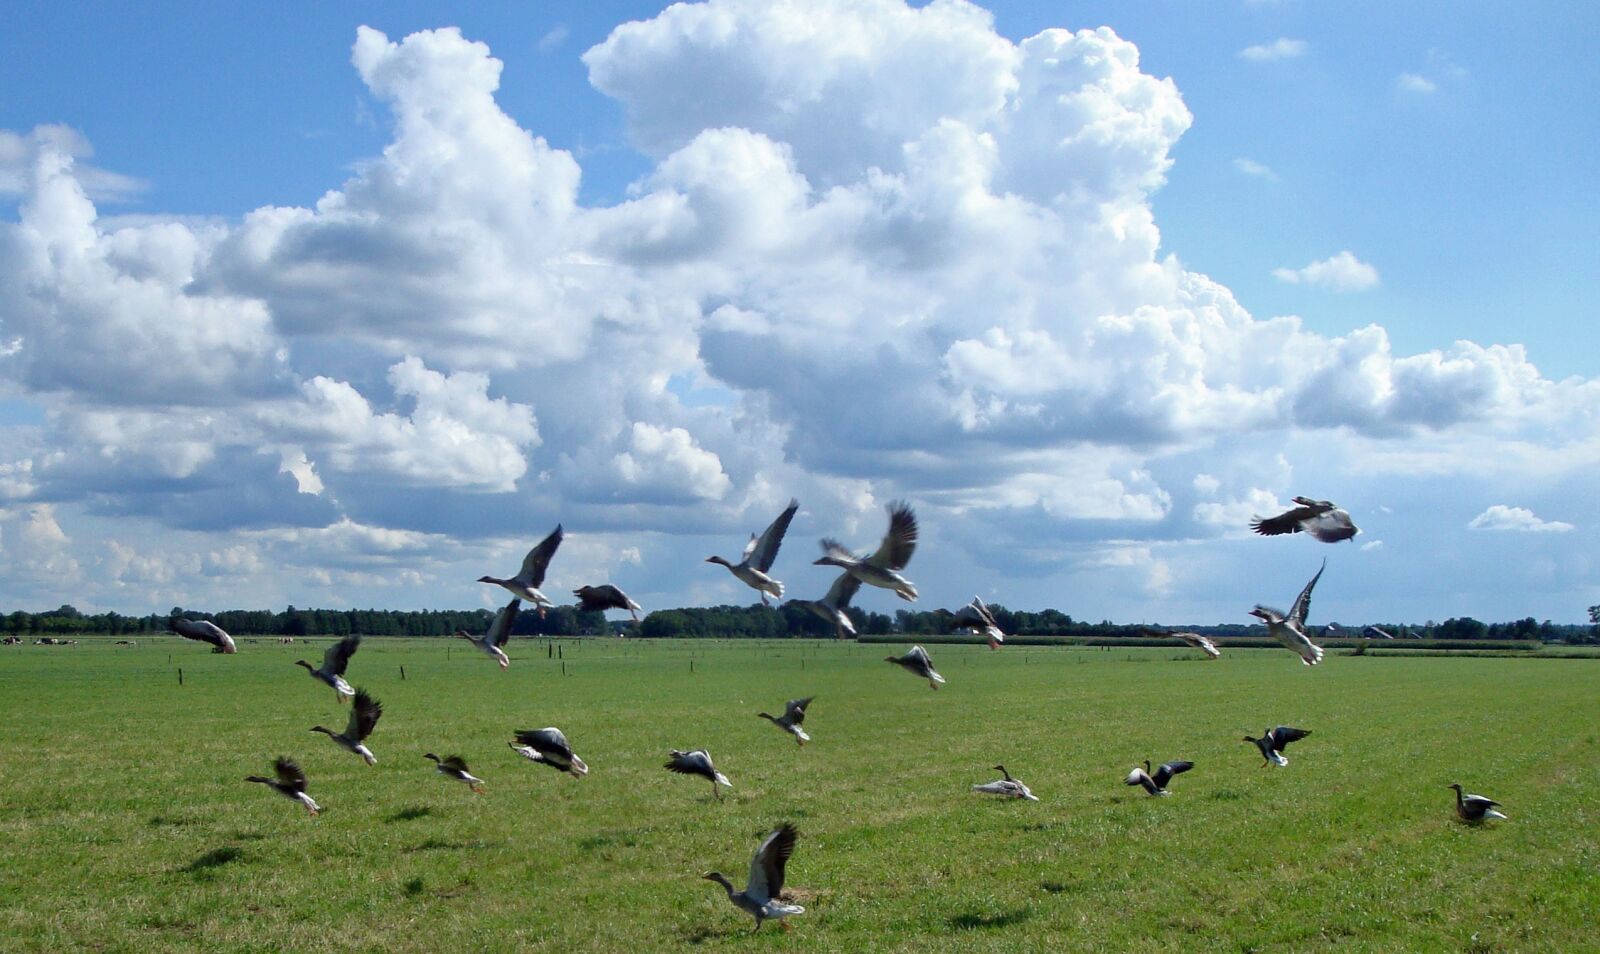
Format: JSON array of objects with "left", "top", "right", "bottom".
[
  {"left": 1153, "top": 760, "right": 1194, "bottom": 787},
  {"left": 348, "top": 689, "right": 383, "bottom": 740},
  {"left": 441, "top": 755, "right": 470, "bottom": 774},
  {"left": 488, "top": 598, "right": 521, "bottom": 648},
  {"left": 665, "top": 749, "right": 714, "bottom": 776},
  {"left": 1289, "top": 559, "right": 1326, "bottom": 626},
  {"left": 867, "top": 501, "right": 918, "bottom": 570},
  {"left": 518, "top": 525, "right": 564, "bottom": 587},
  {"left": 322, "top": 636, "right": 361, "bottom": 676},
  {"left": 823, "top": 571, "right": 862, "bottom": 610},
  {"left": 273, "top": 757, "right": 308, "bottom": 793},
  {"left": 1269, "top": 726, "right": 1311, "bottom": 749},
  {"left": 748, "top": 499, "right": 799, "bottom": 572},
  {"left": 515, "top": 727, "right": 572, "bottom": 757},
  {"left": 747, "top": 823, "right": 798, "bottom": 903},
  {"left": 784, "top": 697, "right": 814, "bottom": 725}
]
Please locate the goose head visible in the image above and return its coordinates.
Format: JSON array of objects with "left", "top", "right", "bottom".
[
  {"left": 476, "top": 575, "right": 497, "bottom": 584},
  {"left": 294, "top": 659, "right": 313, "bottom": 671},
  {"left": 423, "top": 753, "right": 441, "bottom": 763},
  {"left": 311, "top": 725, "right": 333, "bottom": 736},
  {"left": 705, "top": 556, "right": 731, "bottom": 567},
  {"left": 702, "top": 872, "right": 734, "bottom": 892}
]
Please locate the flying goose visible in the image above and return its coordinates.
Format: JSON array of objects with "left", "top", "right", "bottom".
[
  {"left": 424, "top": 753, "right": 485, "bottom": 794},
  {"left": 758, "top": 697, "right": 813, "bottom": 746},
  {"left": 169, "top": 616, "right": 237, "bottom": 654},
  {"left": 1139, "top": 627, "right": 1222, "bottom": 659},
  {"left": 707, "top": 499, "right": 799, "bottom": 605},
  {"left": 574, "top": 584, "right": 642, "bottom": 621},
  {"left": 1448, "top": 783, "right": 1507, "bottom": 823},
  {"left": 884, "top": 645, "right": 945, "bottom": 689},
  {"left": 294, "top": 635, "right": 360, "bottom": 699},
  {"left": 455, "top": 598, "right": 519, "bottom": 670},
  {"left": 814, "top": 500, "right": 919, "bottom": 601},
  {"left": 973, "top": 764, "right": 1039, "bottom": 801},
  {"left": 311, "top": 688, "right": 383, "bottom": 765},
  {"left": 1125, "top": 759, "right": 1193, "bottom": 796},
  {"left": 509, "top": 727, "right": 588, "bottom": 777},
  {"left": 948, "top": 596, "right": 1005, "bottom": 649},
  {"left": 1249, "top": 560, "right": 1327, "bottom": 666},
  {"left": 478, "top": 525, "right": 563, "bottom": 614},
  {"left": 703, "top": 823, "right": 804, "bottom": 932},
  {"left": 245, "top": 757, "right": 320, "bottom": 815},
  {"left": 1251, "top": 497, "right": 1359, "bottom": 543},
  {"left": 1243, "top": 726, "right": 1311, "bottom": 767},
  {"left": 796, "top": 571, "right": 862, "bottom": 639},
  {"left": 665, "top": 749, "right": 732, "bottom": 800}
]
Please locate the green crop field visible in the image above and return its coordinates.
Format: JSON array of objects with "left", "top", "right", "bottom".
[{"left": 1, "top": 638, "right": 1596, "bottom": 952}]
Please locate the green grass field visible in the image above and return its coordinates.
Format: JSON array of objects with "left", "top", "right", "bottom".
[{"left": 2, "top": 638, "right": 1596, "bottom": 952}]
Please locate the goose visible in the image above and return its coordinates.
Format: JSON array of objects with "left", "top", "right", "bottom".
[
  {"left": 245, "top": 757, "right": 320, "bottom": 815},
  {"left": 455, "top": 598, "right": 519, "bottom": 670},
  {"left": 509, "top": 727, "right": 588, "bottom": 777},
  {"left": 973, "top": 764, "right": 1039, "bottom": 801},
  {"left": 884, "top": 645, "right": 945, "bottom": 689},
  {"left": 707, "top": 499, "right": 799, "bottom": 605},
  {"left": 1125, "top": 759, "right": 1193, "bottom": 796},
  {"left": 424, "top": 753, "right": 485, "bottom": 794},
  {"left": 574, "top": 584, "right": 642, "bottom": 621},
  {"left": 1251, "top": 496, "right": 1359, "bottom": 543},
  {"left": 311, "top": 688, "right": 383, "bottom": 765},
  {"left": 796, "top": 571, "right": 861, "bottom": 639},
  {"left": 1448, "top": 783, "right": 1507, "bottom": 823},
  {"left": 169, "top": 617, "right": 236, "bottom": 654},
  {"left": 1249, "top": 560, "right": 1326, "bottom": 666},
  {"left": 294, "top": 635, "right": 360, "bottom": 699},
  {"left": 1243, "top": 726, "right": 1311, "bottom": 767},
  {"left": 814, "top": 500, "right": 919, "bottom": 601},
  {"left": 703, "top": 822, "right": 804, "bottom": 932},
  {"left": 478, "top": 525, "right": 563, "bottom": 614},
  {"left": 758, "top": 697, "right": 813, "bottom": 746},
  {"left": 949, "top": 596, "right": 1005, "bottom": 649},
  {"left": 665, "top": 749, "right": 732, "bottom": 800},
  {"left": 1166, "top": 630, "right": 1221, "bottom": 659}
]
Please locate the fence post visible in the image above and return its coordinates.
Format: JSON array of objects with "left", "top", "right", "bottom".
[
  {"left": 400, "top": 665, "right": 406, "bottom": 681},
  {"left": 178, "top": 668, "right": 184, "bottom": 686}
]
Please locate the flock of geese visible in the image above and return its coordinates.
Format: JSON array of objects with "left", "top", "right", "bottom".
[{"left": 172, "top": 493, "right": 1506, "bottom": 933}]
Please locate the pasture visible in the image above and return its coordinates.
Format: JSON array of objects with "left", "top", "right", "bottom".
[{"left": 1, "top": 637, "right": 1595, "bottom": 951}]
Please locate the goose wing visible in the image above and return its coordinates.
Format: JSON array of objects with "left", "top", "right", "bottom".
[
  {"left": 1268, "top": 726, "right": 1311, "bottom": 750},
  {"left": 746, "top": 823, "right": 798, "bottom": 904},
  {"left": 747, "top": 499, "right": 799, "bottom": 572},
  {"left": 822, "top": 571, "right": 862, "bottom": 609},
  {"left": 783, "top": 697, "right": 813, "bottom": 725},
  {"left": 574, "top": 585, "right": 637, "bottom": 613},
  {"left": 488, "top": 598, "right": 522, "bottom": 648},
  {"left": 1288, "top": 559, "right": 1326, "bottom": 626},
  {"left": 1463, "top": 793, "right": 1502, "bottom": 810},
  {"left": 322, "top": 636, "right": 361, "bottom": 676},
  {"left": 1153, "top": 760, "right": 1193, "bottom": 788},
  {"left": 348, "top": 690, "right": 383, "bottom": 740},
  {"left": 866, "top": 501, "right": 917, "bottom": 570},
  {"left": 515, "top": 727, "right": 573, "bottom": 758},
  {"left": 517, "top": 525, "right": 564, "bottom": 586},
  {"left": 273, "top": 757, "right": 308, "bottom": 793},
  {"left": 439, "top": 755, "right": 471, "bottom": 774},
  {"left": 904, "top": 645, "right": 935, "bottom": 673},
  {"left": 665, "top": 749, "right": 715, "bottom": 777},
  {"left": 172, "top": 618, "right": 232, "bottom": 650}
]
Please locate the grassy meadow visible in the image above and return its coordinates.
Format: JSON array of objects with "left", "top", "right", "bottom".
[{"left": 1, "top": 637, "right": 1596, "bottom": 952}]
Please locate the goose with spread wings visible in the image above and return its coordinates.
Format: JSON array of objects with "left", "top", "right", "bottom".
[
  {"left": 1125, "top": 759, "right": 1194, "bottom": 796},
  {"left": 574, "top": 584, "right": 642, "bottom": 621},
  {"left": 425, "top": 753, "right": 485, "bottom": 794},
  {"left": 1449, "top": 783, "right": 1507, "bottom": 823},
  {"left": 884, "top": 644, "right": 945, "bottom": 689},
  {"left": 973, "top": 764, "right": 1039, "bottom": 801},
  {"left": 708, "top": 499, "right": 799, "bottom": 605},
  {"left": 170, "top": 616, "right": 236, "bottom": 654},
  {"left": 814, "top": 500, "right": 919, "bottom": 601},
  {"left": 509, "top": 727, "right": 588, "bottom": 777},
  {"left": 1138, "top": 627, "right": 1221, "bottom": 659},
  {"left": 703, "top": 823, "right": 805, "bottom": 932},
  {"left": 1249, "top": 560, "right": 1327, "bottom": 666},
  {"left": 949, "top": 596, "right": 1005, "bottom": 649},
  {"left": 245, "top": 757, "right": 320, "bottom": 815},
  {"left": 456, "top": 598, "right": 519, "bottom": 670},
  {"left": 758, "top": 697, "right": 813, "bottom": 746},
  {"left": 1243, "top": 726, "right": 1311, "bottom": 767},
  {"left": 479, "top": 525, "right": 563, "bottom": 613},
  {"left": 311, "top": 689, "right": 383, "bottom": 765},
  {"left": 796, "top": 571, "right": 861, "bottom": 639},
  {"left": 294, "top": 635, "right": 359, "bottom": 699},
  {"left": 1251, "top": 497, "right": 1359, "bottom": 543},
  {"left": 665, "top": 749, "right": 732, "bottom": 800}
]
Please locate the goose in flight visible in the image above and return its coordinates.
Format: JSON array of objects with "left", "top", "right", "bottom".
[
  {"left": 665, "top": 749, "right": 732, "bottom": 800},
  {"left": 311, "top": 689, "right": 383, "bottom": 765},
  {"left": 1243, "top": 726, "right": 1311, "bottom": 767},
  {"left": 1448, "top": 783, "right": 1507, "bottom": 823},
  {"left": 1125, "top": 759, "right": 1193, "bottom": 796},
  {"left": 509, "top": 727, "right": 588, "bottom": 777},
  {"left": 884, "top": 645, "right": 945, "bottom": 689},
  {"left": 479, "top": 525, "right": 563, "bottom": 614},
  {"left": 169, "top": 617, "right": 236, "bottom": 654},
  {"left": 1249, "top": 560, "right": 1327, "bottom": 666},
  {"left": 1251, "top": 497, "right": 1359, "bottom": 543},
  {"left": 294, "top": 636, "right": 360, "bottom": 699},
  {"left": 707, "top": 499, "right": 799, "bottom": 605},
  {"left": 425, "top": 753, "right": 485, "bottom": 794},
  {"left": 1139, "top": 627, "right": 1222, "bottom": 659},
  {"left": 574, "top": 584, "right": 642, "bottom": 621},
  {"left": 758, "top": 697, "right": 813, "bottom": 746},
  {"left": 796, "top": 571, "right": 861, "bottom": 639},
  {"left": 973, "top": 764, "right": 1039, "bottom": 801},
  {"left": 456, "top": 598, "right": 519, "bottom": 670},
  {"left": 703, "top": 823, "right": 804, "bottom": 932},
  {"left": 814, "top": 501, "right": 919, "bottom": 601},
  {"left": 245, "top": 757, "right": 320, "bottom": 815},
  {"left": 949, "top": 596, "right": 1005, "bottom": 649}
]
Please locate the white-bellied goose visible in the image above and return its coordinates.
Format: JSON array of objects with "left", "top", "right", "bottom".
[
  {"left": 949, "top": 596, "right": 1005, "bottom": 649},
  {"left": 295, "top": 635, "right": 360, "bottom": 699},
  {"left": 170, "top": 617, "right": 237, "bottom": 654},
  {"left": 703, "top": 823, "right": 804, "bottom": 932},
  {"left": 479, "top": 525, "right": 563, "bottom": 614},
  {"left": 1243, "top": 726, "right": 1310, "bottom": 767},
  {"left": 1249, "top": 560, "right": 1326, "bottom": 666},
  {"left": 425, "top": 753, "right": 485, "bottom": 794},
  {"left": 814, "top": 500, "right": 919, "bottom": 601},
  {"left": 312, "top": 688, "right": 383, "bottom": 765},
  {"left": 758, "top": 697, "right": 813, "bottom": 746},
  {"left": 1251, "top": 496, "right": 1359, "bottom": 543},
  {"left": 796, "top": 571, "right": 861, "bottom": 639},
  {"left": 456, "top": 598, "right": 519, "bottom": 670},
  {"left": 1125, "top": 759, "right": 1193, "bottom": 796},
  {"left": 509, "top": 727, "right": 588, "bottom": 777},
  {"left": 1449, "top": 784, "right": 1507, "bottom": 823},
  {"left": 973, "top": 764, "right": 1039, "bottom": 801},
  {"left": 708, "top": 499, "right": 799, "bottom": 605},
  {"left": 1135, "top": 627, "right": 1222, "bottom": 659},
  {"left": 574, "top": 584, "right": 642, "bottom": 621},
  {"left": 665, "top": 749, "right": 731, "bottom": 800},
  {"left": 884, "top": 645, "right": 945, "bottom": 689},
  {"left": 245, "top": 757, "right": 320, "bottom": 815}
]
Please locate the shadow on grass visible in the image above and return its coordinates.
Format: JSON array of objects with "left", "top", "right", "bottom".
[
  {"left": 387, "top": 805, "right": 434, "bottom": 823},
  {"left": 681, "top": 923, "right": 748, "bottom": 944},
  {"left": 180, "top": 846, "right": 245, "bottom": 874},
  {"left": 949, "top": 907, "right": 1032, "bottom": 930}
]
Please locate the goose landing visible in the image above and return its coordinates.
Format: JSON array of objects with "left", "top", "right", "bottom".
[
  {"left": 973, "top": 764, "right": 1039, "bottom": 801},
  {"left": 708, "top": 499, "right": 799, "bottom": 605},
  {"left": 245, "top": 757, "right": 320, "bottom": 815},
  {"left": 1449, "top": 783, "right": 1507, "bottom": 823},
  {"left": 1125, "top": 759, "right": 1193, "bottom": 796},
  {"left": 703, "top": 823, "right": 805, "bottom": 932}
]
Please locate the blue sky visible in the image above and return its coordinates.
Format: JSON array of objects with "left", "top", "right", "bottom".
[{"left": 1, "top": 1, "right": 1595, "bottom": 624}]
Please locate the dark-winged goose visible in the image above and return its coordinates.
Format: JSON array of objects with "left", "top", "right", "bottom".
[
  {"left": 311, "top": 689, "right": 383, "bottom": 765},
  {"left": 703, "top": 823, "right": 805, "bottom": 932},
  {"left": 949, "top": 596, "right": 1005, "bottom": 649},
  {"left": 425, "top": 754, "right": 485, "bottom": 794},
  {"left": 1125, "top": 759, "right": 1193, "bottom": 796},
  {"left": 294, "top": 635, "right": 359, "bottom": 699},
  {"left": 509, "top": 727, "right": 588, "bottom": 777},
  {"left": 1249, "top": 560, "right": 1327, "bottom": 666},
  {"left": 456, "top": 598, "right": 519, "bottom": 670},
  {"left": 574, "top": 584, "right": 642, "bottom": 621},
  {"left": 245, "top": 757, "right": 320, "bottom": 815},
  {"left": 707, "top": 499, "right": 799, "bottom": 605},
  {"left": 814, "top": 500, "right": 919, "bottom": 601},
  {"left": 170, "top": 616, "right": 236, "bottom": 654},
  {"left": 758, "top": 697, "right": 813, "bottom": 746},
  {"left": 1251, "top": 496, "right": 1359, "bottom": 543},
  {"left": 666, "top": 749, "right": 731, "bottom": 800},
  {"left": 796, "top": 571, "right": 861, "bottom": 639},
  {"left": 1243, "top": 726, "right": 1310, "bottom": 767},
  {"left": 973, "top": 764, "right": 1039, "bottom": 801},
  {"left": 884, "top": 645, "right": 944, "bottom": 689},
  {"left": 479, "top": 525, "right": 563, "bottom": 614},
  {"left": 1449, "top": 784, "right": 1507, "bottom": 823}
]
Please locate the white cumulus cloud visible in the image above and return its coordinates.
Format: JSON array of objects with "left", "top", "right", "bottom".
[
  {"left": 1273, "top": 250, "right": 1380, "bottom": 292},
  {"left": 1239, "top": 38, "right": 1307, "bottom": 62},
  {"left": 1468, "top": 505, "right": 1574, "bottom": 533}
]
